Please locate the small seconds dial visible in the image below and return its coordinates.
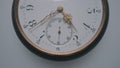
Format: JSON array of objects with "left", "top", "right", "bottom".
[
  {"left": 12, "top": 0, "right": 108, "bottom": 60},
  {"left": 46, "top": 18, "right": 73, "bottom": 45}
]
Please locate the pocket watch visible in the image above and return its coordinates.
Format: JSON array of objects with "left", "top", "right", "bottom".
[{"left": 12, "top": 0, "right": 109, "bottom": 61}]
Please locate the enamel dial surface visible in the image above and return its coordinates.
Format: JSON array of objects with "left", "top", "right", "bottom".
[{"left": 13, "top": 0, "right": 108, "bottom": 60}]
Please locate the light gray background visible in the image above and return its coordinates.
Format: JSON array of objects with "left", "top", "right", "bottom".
[{"left": 0, "top": 0, "right": 120, "bottom": 68}]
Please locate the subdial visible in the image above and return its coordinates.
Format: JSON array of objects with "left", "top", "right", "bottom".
[{"left": 46, "top": 18, "right": 73, "bottom": 45}]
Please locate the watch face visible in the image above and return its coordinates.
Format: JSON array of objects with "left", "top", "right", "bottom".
[{"left": 12, "top": 0, "right": 109, "bottom": 61}]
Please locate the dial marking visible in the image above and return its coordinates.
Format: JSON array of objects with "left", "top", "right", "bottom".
[
  {"left": 56, "top": 47, "right": 60, "bottom": 51},
  {"left": 36, "top": 34, "right": 45, "bottom": 44},
  {"left": 74, "top": 35, "right": 78, "bottom": 40},
  {"left": 40, "top": 35, "right": 45, "bottom": 38},
  {"left": 83, "top": 23, "right": 96, "bottom": 32},
  {"left": 36, "top": 39, "right": 40, "bottom": 44},
  {"left": 20, "top": 5, "right": 34, "bottom": 11},
  {"left": 26, "top": 5, "right": 34, "bottom": 11}
]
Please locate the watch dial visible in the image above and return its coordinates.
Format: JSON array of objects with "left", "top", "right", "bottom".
[{"left": 16, "top": 0, "right": 106, "bottom": 55}]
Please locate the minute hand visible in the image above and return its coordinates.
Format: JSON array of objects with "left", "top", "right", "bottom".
[{"left": 29, "top": 10, "right": 58, "bottom": 32}]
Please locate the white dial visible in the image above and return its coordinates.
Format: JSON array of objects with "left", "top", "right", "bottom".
[{"left": 13, "top": 0, "right": 108, "bottom": 58}]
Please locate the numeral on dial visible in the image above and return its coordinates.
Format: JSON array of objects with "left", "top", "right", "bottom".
[
  {"left": 26, "top": 5, "right": 34, "bottom": 10},
  {"left": 20, "top": 5, "right": 34, "bottom": 11},
  {"left": 87, "top": 8, "right": 101, "bottom": 14},
  {"left": 56, "top": 47, "right": 60, "bottom": 51},
  {"left": 28, "top": 20, "right": 37, "bottom": 27}
]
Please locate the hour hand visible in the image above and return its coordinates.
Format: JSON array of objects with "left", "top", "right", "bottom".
[
  {"left": 62, "top": 12, "right": 77, "bottom": 32},
  {"left": 57, "top": 6, "right": 77, "bottom": 32}
]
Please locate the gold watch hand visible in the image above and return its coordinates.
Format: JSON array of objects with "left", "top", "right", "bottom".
[
  {"left": 29, "top": 10, "right": 58, "bottom": 32},
  {"left": 62, "top": 12, "right": 77, "bottom": 32},
  {"left": 57, "top": 6, "right": 77, "bottom": 32}
]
